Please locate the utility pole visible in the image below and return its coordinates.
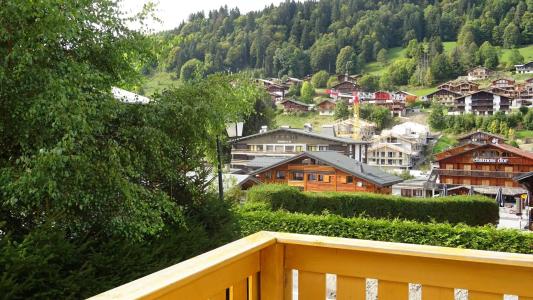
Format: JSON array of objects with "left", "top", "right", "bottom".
[{"left": 216, "top": 136, "right": 224, "bottom": 201}]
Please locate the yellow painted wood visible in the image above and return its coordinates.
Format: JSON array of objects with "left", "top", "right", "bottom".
[
  {"left": 521, "top": 297, "right": 533, "bottom": 300},
  {"left": 209, "top": 289, "right": 226, "bottom": 300},
  {"left": 469, "top": 291, "right": 502, "bottom": 300},
  {"left": 260, "top": 244, "right": 285, "bottom": 300},
  {"left": 284, "top": 244, "right": 533, "bottom": 297},
  {"left": 336, "top": 276, "right": 365, "bottom": 300},
  {"left": 378, "top": 280, "right": 408, "bottom": 300},
  {"left": 248, "top": 273, "right": 259, "bottom": 300},
  {"left": 230, "top": 279, "right": 247, "bottom": 300},
  {"left": 159, "top": 253, "right": 259, "bottom": 299},
  {"left": 89, "top": 232, "right": 274, "bottom": 300},
  {"left": 423, "top": 286, "right": 454, "bottom": 300},
  {"left": 284, "top": 269, "right": 293, "bottom": 300},
  {"left": 299, "top": 271, "right": 325, "bottom": 300}
]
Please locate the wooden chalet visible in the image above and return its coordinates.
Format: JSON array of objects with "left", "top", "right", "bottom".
[
  {"left": 490, "top": 78, "right": 516, "bottom": 97},
  {"left": 515, "top": 62, "right": 533, "bottom": 74},
  {"left": 316, "top": 99, "right": 336, "bottom": 116},
  {"left": 280, "top": 99, "right": 311, "bottom": 113},
  {"left": 451, "top": 90, "right": 511, "bottom": 115},
  {"left": 424, "top": 88, "right": 462, "bottom": 107},
  {"left": 435, "top": 142, "right": 533, "bottom": 190},
  {"left": 457, "top": 131, "right": 506, "bottom": 146},
  {"left": 437, "top": 80, "right": 479, "bottom": 95},
  {"left": 467, "top": 66, "right": 492, "bottom": 81},
  {"left": 336, "top": 74, "right": 361, "bottom": 84},
  {"left": 331, "top": 81, "right": 359, "bottom": 94},
  {"left": 250, "top": 151, "right": 402, "bottom": 194}
]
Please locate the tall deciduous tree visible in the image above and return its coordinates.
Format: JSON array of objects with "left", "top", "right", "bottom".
[{"left": 336, "top": 46, "right": 358, "bottom": 74}]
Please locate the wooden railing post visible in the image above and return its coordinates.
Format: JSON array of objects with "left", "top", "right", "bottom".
[{"left": 260, "top": 244, "right": 286, "bottom": 299}]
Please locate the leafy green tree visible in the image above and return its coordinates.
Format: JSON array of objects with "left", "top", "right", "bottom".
[
  {"left": 430, "top": 54, "right": 451, "bottom": 83},
  {"left": 300, "top": 81, "right": 315, "bottom": 102},
  {"left": 334, "top": 101, "right": 350, "bottom": 120},
  {"left": 489, "top": 120, "right": 500, "bottom": 134},
  {"left": 508, "top": 49, "right": 525, "bottom": 67},
  {"left": 429, "top": 104, "right": 446, "bottom": 130},
  {"left": 336, "top": 46, "right": 358, "bottom": 74},
  {"left": 311, "top": 70, "right": 329, "bottom": 88},
  {"left": 479, "top": 42, "right": 499, "bottom": 69},
  {"left": 360, "top": 104, "right": 392, "bottom": 130},
  {"left": 180, "top": 58, "right": 205, "bottom": 81},
  {"left": 524, "top": 110, "right": 533, "bottom": 130},
  {"left": 359, "top": 75, "right": 380, "bottom": 92},
  {"left": 377, "top": 49, "right": 388, "bottom": 66},
  {"left": 310, "top": 39, "right": 336, "bottom": 73},
  {"left": 503, "top": 23, "right": 521, "bottom": 48},
  {"left": 326, "top": 76, "right": 338, "bottom": 88}
]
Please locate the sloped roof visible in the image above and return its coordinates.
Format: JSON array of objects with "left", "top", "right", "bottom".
[
  {"left": 245, "top": 156, "right": 288, "bottom": 169},
  {"left": 368, "top": 143, "right": 413, "bottom": 155},
  {"left": 435, "top": 143, "right": 533, "bottom": 162},
  {"left": 454, "top": 89, "right": 510, "bottom": 100},
  {"left": 457, "top": 130, "right": 506, "bottom": 142},
  {"left": 424, "top": 88, "right": 462, "bottom": 98},
  {"left": 233, "top": 128, "right": 369, "bottom": 144},
  {"left": 250, "top": 151, "right": 403, "bottom": 187},
  {"left": 280, "top": 99, "right": 312, "bottom": 107}
]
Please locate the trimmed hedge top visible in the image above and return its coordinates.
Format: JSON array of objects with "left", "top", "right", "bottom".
[
  {"left": 236, "top": 208, "right": 533, "bottom": 254},
  {"left": 246, "top": 184, "right": 499, "bottom": 226}
]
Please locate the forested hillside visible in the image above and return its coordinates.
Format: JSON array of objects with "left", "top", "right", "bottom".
[{"left": 149, "top": 0, "right": 533, "bottom": 87}]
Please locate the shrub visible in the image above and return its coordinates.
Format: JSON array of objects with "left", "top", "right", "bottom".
[
  {"left": 246, "top": 184, "right": 499, "bottom": 226},
  {"left": 236, "top": 208, "right": 533, "bottom": 254}
]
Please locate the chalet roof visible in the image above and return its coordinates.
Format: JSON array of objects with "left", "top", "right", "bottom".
[
  {"left": 453, "top": 89, "right": 510, "bottom": 100},
  {"left": 317, "top": 99, "right": 336, "bottom": 106},
  {"left": 424, "top": 88, "right": 462, "bottom": 98},
  {"left": 435, "top": 143, "right": 533, "bottom": 162},
  {"left": 456, "top": 130, "right": 506, "bottom": 142},
  {"left": 251, "top": 151, "right": 403, "bottom": 187},
  {"left": 467, "top": 66, "right": 491, "bottom": 72},
  {"left": 233, "top": 127, "right": 369, "bottom": 145},
  {"left": 245, "top": 156, "right": 288, "bottom": 169},
  {"left": 514, "top": 171, "right": 533, "bottom": 183},
  {"left": 368, "top": 143, "right": 413, "bottom": 155},
  {"left": 515, "top": 62, "right": 533, "bottom": 68},
  {"left": 280, "top": 99, "right": 312, "bottom": 107},
  {"left": 332, "top": 81, "right": 358, "bottom": 89},
  {"left": 491, "top": 78, "right": 515, "bottom": 84}
]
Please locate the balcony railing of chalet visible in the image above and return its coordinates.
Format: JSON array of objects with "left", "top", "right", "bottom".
[
  {"left": 437, "top": 169, "right": 526, "bottom": 179},
  {"left": 90, "top": 231, "right": 533, "bottom": 300}
]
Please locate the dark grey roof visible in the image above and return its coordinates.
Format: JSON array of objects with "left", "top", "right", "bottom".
[
  {"left": 251, "top": 151, "right": 403, "bottom": 187},
  {"left": 320, "top": 126, "right": 336, "bottom": 137},
  {"left": 233, "top": 128, "right": 368, "bottom": 144},
  {"left": 280, "top": 99, "right": 312, "bottom": 107},
  {"left": 514, "top": 171, "right": 533, "bottom": 183},
  {"left": 245, "top": 156, "right": 288, "bottom": 168}
]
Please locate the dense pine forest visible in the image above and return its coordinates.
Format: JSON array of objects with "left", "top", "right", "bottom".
[{"left": 149, "top": 0, "right": 533, "bottom": 86}]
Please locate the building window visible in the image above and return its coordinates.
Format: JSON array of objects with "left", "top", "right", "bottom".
[
  {"left": 319, "top": 146, "right": 329, "bottom": 151},
  {"left": 292, "top": 172, "right": 304, "bottom": 181},
  {"left": 356, "top": 181, "right": 364, "bottom": 187},
  {"left": 256, "top": 145, "right": 263, "bottom": 151},
  {"left": 388, "top": 159, "right": 393, "bottom": 165},
  {"left": 399, "top": 152, "right": 403, "bottom": 158},
  {"left": 308, "top": 146, "right": 318, "bottom": 151},
  {"left": 295, "top": 146, "right": 304, "bottom": 152},
  {"left": 318, "top": 175, "right": 324, "bottom": 182},
  {"left": 264, "top": 172, "right": 272, "bottom": 179},
  {"left": 285, "top": 146, "right": 294, "bottom": 152},
  {"left": 346, "top": 176, "right": 353, "bottom": 184},
  {"left": 276, "top": 171, "right": 286, "bottom": 180},
  {"left": 266, "top": 145, "right": 274, "bottom": 152},
  {"left": 401, "top": 189, "right": 412, "bottom": 197},
  {"left": 275, "top": 145, "right": 283, "bottom": 152},
  {"left": 308, "top": 174, "right": 317, "bottom": 181},
  {"left": 381, "top": 159, "right": 385, "bottom": 165},
  {"left": 381, "top": 152, "right": 385, "bottom": 157},
  {"left": 388, "top": 152, "right": 393, "bottom": 157}
]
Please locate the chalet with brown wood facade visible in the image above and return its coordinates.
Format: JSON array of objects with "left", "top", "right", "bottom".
[
  {"left": 280, "top": 99, "right": 312, "bottom": 113},
  {"left": 424, "top": 89, "right": 462, "bottom": 107},
  {"left": 316, "top": 99, "right": 336, "bottom": 116},
  {"left": 457, "top": 131, "right": 506, "bottom": 146},
  {"left": 450, "top": 90, "right": 511, "bottom": 115},
  {"left": 490, "top": 78, "right": 516, "bottom": 98},
  {"left": 437, "top": 80, "right": 479, "bottom": 94},
  {"left": 251, "top": 151, "right": 403, "bottom": 194},
  {"left": 435, "top": 142, "right": 533, "bottom": 191},
  {"left": 331, "top": 81, "right": 359, "bottom": 94},
  {"left": 467, "top": 66, "right": 492, "bottom": 81}
]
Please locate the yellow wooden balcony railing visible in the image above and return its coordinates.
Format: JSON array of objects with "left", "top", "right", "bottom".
[{"left": 89, "top": 231, "right": 533, "bottom": 300}]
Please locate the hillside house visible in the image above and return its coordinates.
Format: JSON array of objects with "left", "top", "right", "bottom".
[
  {"left": 516, "top": 62, "right": 533, "bottom": 74},
  {"left": 335, "top": 118, "right": 377, "bottom": 141},
  {"left": 279, "top": 99, "right": 312, "bottom": 113},
  {"left": 316, "top": 99, "right": 336, "bottom": 116},
  {"left": 250, "top": 151, "right": 402, "bottom": 194},
  {"left": 457, "top": 131, "right": 506, "bottom": 146},
  {"left": 450, "top": 90, "right": 511, "bottom": 115},
  {"left": 423, "top": 88, "right": 462, "bottom": 107},
  {"left": 467, "top": 66, "right": 492, "bottom": 81}
]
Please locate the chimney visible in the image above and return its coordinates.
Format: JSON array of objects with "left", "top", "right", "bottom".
[
  {"left": 259, "top": 125, "right": 268, "bottom": 133},
  {"left": 303, "top": 123, "right": 313, "bottom": 132}
]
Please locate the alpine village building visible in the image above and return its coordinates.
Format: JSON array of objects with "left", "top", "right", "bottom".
[
  {"left": 434, "top": 131, "right": 533, "bottom": 197},
  {"left": 230, "top": 126, "right": 369, "bottom": 174},
  {"left": 250, "top": 151, "right": 402, "bottom": 194}
]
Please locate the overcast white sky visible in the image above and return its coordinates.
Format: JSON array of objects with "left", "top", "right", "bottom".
[{"left": 120, "top": 0, "right": 286, "bottom": 32}]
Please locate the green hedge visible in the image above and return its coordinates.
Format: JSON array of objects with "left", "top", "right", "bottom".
[
  {"left": 236, "top": 207, "right": 533, "bottom": 254},
  {"left": 247, "top": 184, "right": 499, "bottom": 226}
]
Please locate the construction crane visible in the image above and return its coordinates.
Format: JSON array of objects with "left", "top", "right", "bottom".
[{"left": 352, "top": 92, "right": 361, "bottom": 140}]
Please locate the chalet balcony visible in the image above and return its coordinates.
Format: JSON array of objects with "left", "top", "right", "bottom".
[
  {"left": 90, "top": 231, "right": 533, "bottom": 300},
  {"left": 437, "top": 169, "right": 526, "bottom": 179}
]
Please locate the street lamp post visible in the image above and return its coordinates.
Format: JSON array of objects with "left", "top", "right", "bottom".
[{"left": 216, "top": 122, "right": 244, "bottom": 201}]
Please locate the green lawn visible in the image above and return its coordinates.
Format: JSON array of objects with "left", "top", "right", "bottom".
[
  {"left": 500, "top": 44, "right": 533, "bottom": 65},
  {"left": 406, "top": 86, "right": 438, "bottom": 97},
  {"left": 432, "top": 134, "right": 458, "bottom": 154},
  {"left": 275, "top": 112, "right": 335, "bottom": 129},
  {"left": 516, "top": 130, "right": 533, "bottom": 139},
  {"left": 365, "top": 46, "right": 407, "bottom": 75},
  {"left": 142, "top": 71, "right": 179, "bottom": 96},
  {"left": 442, "top": 41, "right": 457, "bottom": 54}
]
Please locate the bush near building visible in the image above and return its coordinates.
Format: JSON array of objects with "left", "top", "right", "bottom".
[
  {"left": 247, "top": 184, "right": 499, "bottom": 226},
  {"left": 236, "top": 207, "right": 533, "bottom": 254}
]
